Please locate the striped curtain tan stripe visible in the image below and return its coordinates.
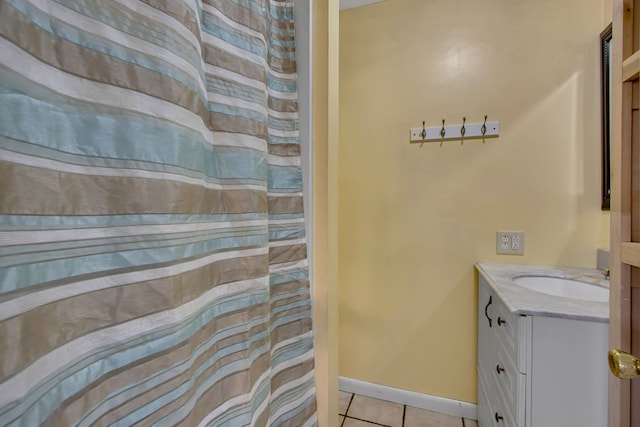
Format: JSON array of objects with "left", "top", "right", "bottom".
[{"left": 0, "top": 0, "right": 316, "bottom": 425}]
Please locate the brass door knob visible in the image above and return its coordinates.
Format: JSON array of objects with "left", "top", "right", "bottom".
[{"left": 608, "top": 349, "right": 640, "bottom": 379}]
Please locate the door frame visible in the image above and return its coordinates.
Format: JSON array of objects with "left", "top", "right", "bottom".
[{"left": 609, "top": 1, "right": 639, "bottom": 426}]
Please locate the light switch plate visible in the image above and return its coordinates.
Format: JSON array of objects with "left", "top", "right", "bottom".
[{"left": 496, "top": 231, "right": 525, "bottom": 255}]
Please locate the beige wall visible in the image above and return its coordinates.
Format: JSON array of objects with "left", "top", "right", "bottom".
[{"left": 338, "top": 0, "right": 611, "bottom": 403}]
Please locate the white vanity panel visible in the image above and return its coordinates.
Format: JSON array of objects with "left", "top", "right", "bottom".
[{"left": 528, "top": 316, "right": 608, "bottom": 427}]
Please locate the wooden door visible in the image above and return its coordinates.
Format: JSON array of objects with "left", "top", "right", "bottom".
[{"left": 609, "top": 0, "right": 640, "bottom": 426}]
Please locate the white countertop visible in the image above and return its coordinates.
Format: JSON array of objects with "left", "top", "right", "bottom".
[{"left": 475, "top": 263, "right": 609, "bottom": 323}]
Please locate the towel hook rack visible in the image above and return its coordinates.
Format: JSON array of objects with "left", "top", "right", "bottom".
[{"left": 409, "top": 115, "right": 499, "bottom": 145}]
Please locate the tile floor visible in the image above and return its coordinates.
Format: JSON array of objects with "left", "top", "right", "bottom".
[{"left": 339, "top": 391, "right": 478, "bottom": 427}]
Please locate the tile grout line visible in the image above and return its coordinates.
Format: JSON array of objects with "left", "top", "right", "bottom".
[
  {"left": 346, "top": 393, "right": 354, "bottom": 415},
  {"left": 340, "top": 393, "right": 354, "bottom": 426},
  {"left": 342, "top": 415, "right": 392, "bottom": 427}
]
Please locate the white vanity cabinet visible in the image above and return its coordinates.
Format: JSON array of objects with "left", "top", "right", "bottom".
[{"left": 477, "top": 274, "right": 608, "bottom": 427}]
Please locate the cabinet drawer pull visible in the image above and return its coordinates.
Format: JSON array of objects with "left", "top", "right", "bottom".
[
  {"left": 484, "top": 296, "right": 493, "bottom": 327},
  {"left": 496, "top": 364, "right": 505, "bottom": 374},
  {"left": 497, "top": 316, "right": 506, "bottom": 326},
  {"left": 495, "top": 412, "right": 504, "bottom": 422}
]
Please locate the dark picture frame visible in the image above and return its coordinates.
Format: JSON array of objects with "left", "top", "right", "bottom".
[{"left": 601, "top": 23, "right": 612, "bottom": 210}]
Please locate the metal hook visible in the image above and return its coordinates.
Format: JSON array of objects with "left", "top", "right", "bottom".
[
  {"left": 419, "top": 121, "right": 427, "bottom": 147},
  {"left": 481, "top": 115, "right": 487, "bottom": 135},
  {"left": 460, "top": 117, "right": 466, "bottom": 137},
  {"left": 440, "top": 119, "right": 446, "bottom": 138}
]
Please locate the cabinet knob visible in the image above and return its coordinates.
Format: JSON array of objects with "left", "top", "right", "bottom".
[
  {"left": 495, "top": 412, "right": 504, "bottom": 422},
  {"left": 497, "top": 316, "right": 506, "bottom": 326},
  {"left": 496, "top": 364, "right": 505, "bottom": 374}
]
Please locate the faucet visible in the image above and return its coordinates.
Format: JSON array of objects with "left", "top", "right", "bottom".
[{"left": 602, "top": 268, "right": 610, "bottom": 280}]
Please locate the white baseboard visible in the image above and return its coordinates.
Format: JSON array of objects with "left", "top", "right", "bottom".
[{"left": 339, "top": 377, "right": 477, "bottom": 421}]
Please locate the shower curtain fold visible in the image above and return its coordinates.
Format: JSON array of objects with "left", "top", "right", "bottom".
[{"left": 0, "top": 0, "right": 316, "bottom": 425}]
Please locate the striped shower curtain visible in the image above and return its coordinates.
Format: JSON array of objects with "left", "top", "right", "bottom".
[{"left": 0, "top": 0, "right": 316, "bottom": 425}]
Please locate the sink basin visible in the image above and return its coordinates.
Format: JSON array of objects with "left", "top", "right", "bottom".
[{"left": 512, "top": 276, "right": 609, "bottom": 302}]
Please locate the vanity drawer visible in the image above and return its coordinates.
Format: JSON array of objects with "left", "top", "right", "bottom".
[
  {"left": 492, "top": 294, "right": 528, "bottom": 374},
  {"left": 492, "top": 382, "right": 519, "bottom": 427},
  {"left": 493, "top": 343, "right": 526, "bottom": 425},
  {"left": 477, "top": 368, "right": 495, "bottom": 427},
  {"left": 479, "top": 364, "right": 520, "bottom": 426}
]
